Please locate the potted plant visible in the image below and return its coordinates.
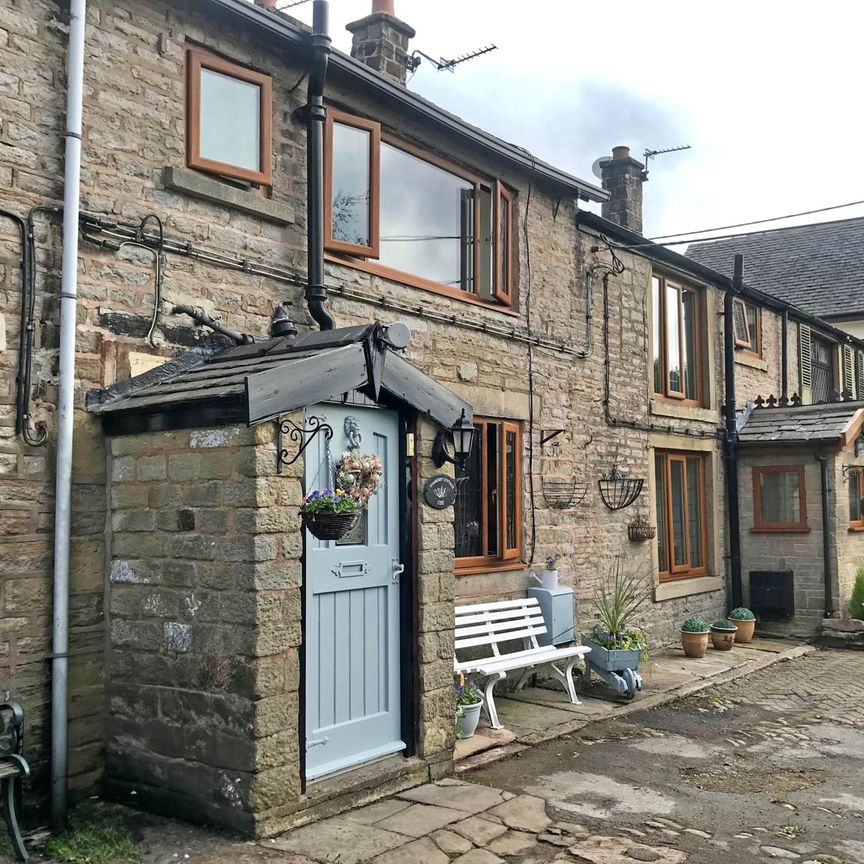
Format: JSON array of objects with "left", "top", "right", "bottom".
[
  {"left": 680, "top": 617, "right": 710, "bottom": 658},
  {"left": 299, "top": 488, "right": 362, "bottom": 541},
  {"left": 581, "top": 559, "right": 650, "bottom": 698},
  {"left": 454, "top": 677, "right": 484, "bottom": 739},
  {"left": 728, "top": 607, "right": 756, "bottom": 643},
  {"left": 710, "top": 618, "right": 737, "bottom": 651}
]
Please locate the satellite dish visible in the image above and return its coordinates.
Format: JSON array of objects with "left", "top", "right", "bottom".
[{"left": 591, "top": 156, "right": 611, "bottom": 180}]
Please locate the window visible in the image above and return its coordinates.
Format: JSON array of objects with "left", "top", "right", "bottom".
[
  {"left": 655, "top": 451, "right": 708, "bottom": 580},
  {"left": 186, "top": 48, "right": 272, "bottom": 186},
  {"left": 753, "top": 466, "right": 808, "bottom": 532},
  {"left": 325, "top": 110, "right": 515, "bottom": 307},
  {"left": 651, "top": 275, "right": 702, "bottom": 403},
  {"left": 733, "top": 298, "right": 761, "bottom": 356},
  {"left": 454, "top": 419, "right": 522, "bottom": 568},
  {"left": 812, "top": 335, "right": 836, "bottom": 403},
  {"left": 849, "top": 467, "right": 864, "bottom": 528}
]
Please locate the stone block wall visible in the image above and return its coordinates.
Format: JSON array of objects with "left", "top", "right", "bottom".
[
  {"left": 105, "top": 422, "right": 303, "bottom": 834},
  {"left": 832, "top": 447, "right": 864, "bottom": 617}
]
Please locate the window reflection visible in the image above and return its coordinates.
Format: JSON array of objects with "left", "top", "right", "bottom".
[
  {"left": 331, "top": 123, "right": 371, "bottom": 247},
  {"left": 199, "top": 68, "right": 261, "bottom": 172}
]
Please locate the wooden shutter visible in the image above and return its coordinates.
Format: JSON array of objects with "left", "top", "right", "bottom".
[
  {"left": 857, "top": 350, "right": 864, "bottom": 399},
  {"left": 843, "top": 344, "right": 856, "bottom": 399},
  {"left": 798, "top": 324, "right": 812, "bottom": 405}
]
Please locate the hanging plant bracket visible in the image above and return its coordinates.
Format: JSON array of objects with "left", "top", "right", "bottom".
[
  {"left": 276, "top": 415, "right": 333, "bottom": 473},
  {"left": 541, "top": 478, "right": 588, "bottom": 510},
  {"left": 598, "top": 465, "right": 644, "bottom": 511}
]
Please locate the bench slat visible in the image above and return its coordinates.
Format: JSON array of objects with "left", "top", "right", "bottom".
[
  {"left": 455, "top": 615, "right": 546, "bottom": 639},
  {"left": 455, "top": 607, "right": 544, "bottom": 628},
  {"left": 456, "top": 624, "right": 547, "bottom": 650},
  {"left": 455, "top": 644, "right": 590, "bottom": 675},
  {"left": 455, "top": 597, "right": 541, "bottom": 615}
]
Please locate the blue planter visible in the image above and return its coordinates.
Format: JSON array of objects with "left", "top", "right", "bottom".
[{"left": 581, "top": 636, "right": 642, "bottom": 672}]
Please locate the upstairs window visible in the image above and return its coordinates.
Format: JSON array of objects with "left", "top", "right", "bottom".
[
  {"left": 799, "top": 326, "right": 837, "bottom": 405},
  {"left": 186, "top": 48, "right": 272, "bottom": 186},
  {"left": 325, "top": 109, "right": 515, "bottom": 307},
  {"left": 733, "top": 298, "right": 761, "bottom": 357},
  {"left": 651, "top": 275, "right": 703, "bottom": 403},
  {"left": 753, "top": 466, "right": 808, "bottom": 532},
  {"left": 454, "top": 419, "right": 522, "bottom": 570},
  {"left": 848, "top": 467, "right": 864, "bottom": 528}
]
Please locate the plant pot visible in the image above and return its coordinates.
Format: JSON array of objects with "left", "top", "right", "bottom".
[
  {"left": 710, "top": 627, "right": 736, "bottom": 651},
  {"left": 581, "top": 636, "right": 641, "bottom": 672},
  {"left": 455, "top": 699, "right": 483, "bottom": 739},
  {"left": 731, "top": 618, "right": 755, "bottom": 643},
  {"left": 302, "top": 511, "right": 361, "bottom": 541},
  {"left": 681, "top": 630, "right": 710, "bottom": 658}
]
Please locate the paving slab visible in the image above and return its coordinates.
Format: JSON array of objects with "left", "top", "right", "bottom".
[
  {"left": 374, "top": 802, "right": 466, "bottom": 837},
  {"left": 451, "top": 815, "right": 509, "bottom": 846},
  {"left": 429, "top": 828, "right": 474, "bottom": 855},
  {"left": 566, "top": 835, "right": 688, "bottom": 863},
  {"left": 268, "top": 819, "right": 410, "bottom": 864},
  {"left": 492, "top": 696, "right": 577, "bottom": 731},
  {"left": 371, "top": 836, "right": 450, "bottom": 864},
  {"left": 485, "top": 829, "right": 541, "bottom": 856},
  {"left": 452, "top": 849, "right": 505, "bottom": 864},
  {"left": 342, "top": 797, "right": 413, "bottom": 825},
  {"left": 486, "top": 794, "right": 552, "bottom": 833},
  {"left": 454, "top": 727, "right": 516, "bottom": 761},
  {"left": 397, "top": 781, "right": 508, "bottom": 814}
]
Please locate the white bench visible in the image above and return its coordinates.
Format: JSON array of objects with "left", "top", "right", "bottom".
[{"left": 454, "top": 597, "right": 591, "bottom": 729}]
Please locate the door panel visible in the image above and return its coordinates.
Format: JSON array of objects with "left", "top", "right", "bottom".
[{"left": 304, "top": 403, "right": 403, "bottom": 780}]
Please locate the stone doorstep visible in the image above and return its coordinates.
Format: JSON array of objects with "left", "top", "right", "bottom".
[{"left": 454, "top": 726, "right": 516, "bottom": 763}]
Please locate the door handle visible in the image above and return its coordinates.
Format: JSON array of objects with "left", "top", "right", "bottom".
[{"left": 392, "top": 560, "right": 405, "bottom": 583}]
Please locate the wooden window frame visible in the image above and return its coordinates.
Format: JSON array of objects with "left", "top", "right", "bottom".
[
  {"left": 733, "top": 298, "right": 762, "bottom": 357},
  {"left": 323, "top": 109, "right": 381, "bottom": 258},
  {"left": 455, "top": 418, "right": 523, "bottom": 573},
  {"left": 656, "top": 450, "right": 709, "bottom": 582},
  {"left": 752, "top": 465, "right": 809, "bottom": 533},
  {"left": 848, "top": 466, "right": 864, "bottom": 530},
  {"left": 186, "top": 48, "right": 273, "bottom": 186},
  {"left": 324, "top": 109, "right": 516, "bottom": 310},
  {"left": 651, "top": 273, "right": 704, "bottom": 406}
]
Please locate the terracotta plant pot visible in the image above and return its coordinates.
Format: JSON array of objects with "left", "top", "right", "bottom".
[
  {"left": 731, "top": 618, "right": 756, "bottom": 643},
  {"left": 710, "top": 627, "right": 736, "bottom": 651},
  {"left": 681, "top": 630, "right": 709, "bottom": 658}
]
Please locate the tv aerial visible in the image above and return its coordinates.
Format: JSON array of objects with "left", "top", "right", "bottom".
[{"left": 407, "top": 44, "right": 498, "bottom": 74}]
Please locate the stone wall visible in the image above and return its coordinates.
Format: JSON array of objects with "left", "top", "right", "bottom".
[{"left": 832, "top": 445, "right": 864, "bottom": 617}]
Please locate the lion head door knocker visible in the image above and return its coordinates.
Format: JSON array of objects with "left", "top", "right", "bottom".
[{"left": 344, "top": 416, "right": 362, "bottom": 451}]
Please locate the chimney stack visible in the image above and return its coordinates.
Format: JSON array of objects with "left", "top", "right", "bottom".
[
  {"left": 347, "top": 1, "right": 415, "bottom": 86},
  {"left": 600, "top": 146, "right": 647, "bottom": 235}
]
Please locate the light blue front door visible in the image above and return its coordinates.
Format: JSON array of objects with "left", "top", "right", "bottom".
[{"left": 304, "top": 402, "right": 404, "bottom": 780}]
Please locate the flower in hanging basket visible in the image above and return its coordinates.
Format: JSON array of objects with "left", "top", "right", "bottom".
[
  {"left": 299, "top": 488, "right": 362, "bottom": 541},
  {"left": 336, "top": 452, "right": 384, "bottom": 502}
]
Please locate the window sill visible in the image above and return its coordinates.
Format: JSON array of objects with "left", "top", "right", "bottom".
[
  {"left": 325, "top": 253, "right": 519, "bottom": 316},
  {"left": 735, "top": 352, "right": 768, "bottom": 372},
  {"left": 654, "top": 575, "right": 723, "bottom": 602},
  {"left": 163, "top": 167, "right": 294, "bottom": 226},
  {"left": 849, "top": 525, "right": 864, "bottom": 533},
  {"left": 750, "top": 527, "right": 811, "bottom": 534},
  {"left": 455, "top": 560, "right": 526, "bottom": 576},
  {"left": 649, "top": 399, "right": 718, "bottom": 424}
]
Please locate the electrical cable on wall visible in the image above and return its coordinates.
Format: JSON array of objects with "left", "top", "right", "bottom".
[{"left": 522, "top": 152, "right": 538, "bottom": 565}]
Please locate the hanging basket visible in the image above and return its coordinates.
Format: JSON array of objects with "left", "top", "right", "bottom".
[
  {"left": 598, "top": 465, "right": 644, "bottom": 511},
  {"left": 541, "top": 478, "right": 588, "bottom": 510},
  {"left": 302, "top": 511, "right": 361, "bottom": 541},
  {"left": 627, "top": 519, "right": 656, "bottom": 542}
]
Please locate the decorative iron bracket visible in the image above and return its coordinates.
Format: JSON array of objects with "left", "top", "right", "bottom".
[
  {"left": 276, "top": 415, "right": 333, "bottom": 474},
  {"left": 598, "top": 465, "right": 644, "bottom": 511}
]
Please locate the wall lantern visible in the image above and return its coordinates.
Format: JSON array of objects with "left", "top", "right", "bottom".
[{"left": 432, "top": 409, "right": 478, "bottom": 468}]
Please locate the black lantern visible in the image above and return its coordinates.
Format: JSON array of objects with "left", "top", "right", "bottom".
[{"left": 432, "top": 409, "right": 477, "bottom": 468}]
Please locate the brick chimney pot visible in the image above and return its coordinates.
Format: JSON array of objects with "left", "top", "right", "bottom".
[{"left": 600, "top": 146, "right": 647, "bottom": 235}]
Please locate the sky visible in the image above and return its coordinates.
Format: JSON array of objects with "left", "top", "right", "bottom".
[{"left": 276, "top": 0, "right": 864, "bottom": 244}]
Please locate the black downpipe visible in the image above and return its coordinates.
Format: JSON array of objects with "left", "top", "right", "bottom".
[
  {"left": 305, "top": 0, "right": 333, "bottom": 331},
  {"left": 816, "top": 451, "right": 835, "bottom": 617},
  {"left": 724, "top": 254, "right": 743, "bottom": 609},
  {"left": 781, "top": 309, "right": 789, "bottom": 403}
]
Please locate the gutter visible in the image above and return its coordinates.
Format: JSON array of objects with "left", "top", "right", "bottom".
[
  {"left": 52, "top": 0, "right": 87, "bottom": 831},
  {"left": 578, "top": 210, "right": 864, "bottom": 355},
  {"left": 202, "top": 0, "right": 607, "bottom": 203}
]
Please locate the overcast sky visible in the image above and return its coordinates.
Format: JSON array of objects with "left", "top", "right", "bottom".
[{"left": 281, "top": 0, "right": 864, "bottom": 244}]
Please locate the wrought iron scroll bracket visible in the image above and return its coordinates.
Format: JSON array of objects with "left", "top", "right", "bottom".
[{"left": 276, "top": 415, "right": 333, "bottom": 474}]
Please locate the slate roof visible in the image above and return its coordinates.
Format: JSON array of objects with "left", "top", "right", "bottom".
[
  {"left": 686, "top": 217, "right": 864, "bottom": 320},
  {"left": 737, "top": 401, "right": 864, "bottom": 447}
]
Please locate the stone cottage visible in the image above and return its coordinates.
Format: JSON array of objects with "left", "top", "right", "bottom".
[{"left": 2, "top": 0, "right": 864, "bottom": 836}]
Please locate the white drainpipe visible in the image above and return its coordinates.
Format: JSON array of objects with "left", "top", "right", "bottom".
[{"left": 52, "top": 0, "right": 86, "bottom": 830}]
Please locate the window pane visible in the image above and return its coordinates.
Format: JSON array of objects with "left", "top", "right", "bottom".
[
  {"left": 454, "top": 430, "right": 483, "bottom": 558},
  {"left": 486, "top": 424, "right": 499, "bottom": 556},
  {"left": 380, "top": 142, "right": 473, "bottom": 289},
  {"left": 759, "top": 470, "right": 801, "bottom": 524},
  {"left": 475, "top": 185, "right": 492, "bottom": 296},
  {"left": 666, "top": 284, "right": 681, "bottom": 393},
  {"left": 655, "top": 454, "right": 668, "bottom": 572},
  {"left": 670, "top": 459, "right": 686, "bottom": 565},
  {"left": 849, "top": 470, "right": 862, "bottom": 522},
  {"left": 733, "top": 300, "right": 750, "bottom": 346},
  {"left": 499, "top": 196, "right": 511, "bottom": 295},
  {"left": 199, "top": 68, "right": 261, "bottom": 172},
  {"left": 331, "top": 122, "right": 371, "bottom": 246},
  {"left": 681, "top": 289, "right": 698, "bottom": 400},
  {"left": 686, "top": 458, "right": 703, "bottom": 567},
  {"left": 505, "top": 430, "right": 517, "bottom": 550},
  {"left": 652, "top": 277, "right": 663, "bottom": 394},
  {"left": 812, "top": 336, "right": 835, "bottom": 403},
  {"left": 745, "top": 304, "right": 758, "bottom": 351}
]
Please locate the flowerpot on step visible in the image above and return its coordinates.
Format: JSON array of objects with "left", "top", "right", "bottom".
[
  {"left": 681, "top": 630, "right": 710, "bottom": 658},
  {"left": 455, "top": 699, "right": 483, "bottom": 739},
  {"left": 731, "top": 618, "right": 755, "bottom": 643},
  {"left": 710, "top": 626, "right": 736, "bottom": 651}
]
